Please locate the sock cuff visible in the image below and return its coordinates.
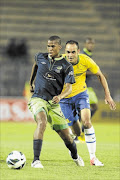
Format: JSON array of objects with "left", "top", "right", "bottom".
[{"left": 84, "top": 126, "right": 95, "bottom": 134}]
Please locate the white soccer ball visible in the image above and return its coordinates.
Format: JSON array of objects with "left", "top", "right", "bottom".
[{"left": 6, "top": 150, "right": 26, "bottom": 169}]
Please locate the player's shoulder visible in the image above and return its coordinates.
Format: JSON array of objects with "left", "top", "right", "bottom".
[
  {"left": 79, "top": 54, "right": 90, "bottom": 59},
  {"left": 35, "top": 52, "right": 49, "bottom": 63},
  {"left": 61, "top": 54, "right": 72, "bottom": 66},
  {"left": 35, "top": 52, "right": 48, "bottom": 59},
  {"left": 79, "top": 54, "right": 93, "bottom": 62}
]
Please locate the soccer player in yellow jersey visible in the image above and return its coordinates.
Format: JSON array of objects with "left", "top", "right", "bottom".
[{"left": 60, "top": 40, "right": 116, "bottom": 166}]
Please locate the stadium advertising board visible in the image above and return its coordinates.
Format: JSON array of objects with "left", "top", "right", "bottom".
[
  {"left": 0, "top": 98, "right": 33, "bottom": 122},
  {"left": 0, "top": 98, "right": 119, "bottom": 122}
]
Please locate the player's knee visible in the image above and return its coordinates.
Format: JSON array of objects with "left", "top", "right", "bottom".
[
  {"left": 64, "top": 138, "right": 73, "bottom": 144},
  {"left": 83, "top": 121, "right": 92, "bottom": 129},
  {"left": 36, "top": 116, "right": 47, "bottom": 129}
]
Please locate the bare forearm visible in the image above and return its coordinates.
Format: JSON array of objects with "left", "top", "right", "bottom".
[
  {"left": 96, "top": 70, "right": 116, "bottom": 110},
  {"left": 97, "top": 73, "right": 110, "bottom": 97}
]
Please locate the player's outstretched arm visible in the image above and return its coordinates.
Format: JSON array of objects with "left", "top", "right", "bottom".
[
  {"left": 95, "top": 69, "right": 116, "bottom": 110},
  {"left": 29, "top": 62, "right": 38, "bottom": 92}
]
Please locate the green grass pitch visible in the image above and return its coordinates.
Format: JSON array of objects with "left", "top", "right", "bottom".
[{"left": 0, "top": 122, "right": 120, "bottom": 180}]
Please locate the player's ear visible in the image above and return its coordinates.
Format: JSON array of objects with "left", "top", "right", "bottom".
[
  {"left": 78, "top": 49, "right": 80, "bottom": 53},
  {"left": 59, "top": 45, "right": 62, "bottom": 50}
]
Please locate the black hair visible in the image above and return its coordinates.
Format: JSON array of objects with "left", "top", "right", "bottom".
[
  {"left": 48, "top": 36, "right": 61, "bottom": 45},
  {"left": 85, "top": 37, "right": 95, "bottom": 43},
  {"left": 65, "top": 40, "right": 79, "bottom": 49}
]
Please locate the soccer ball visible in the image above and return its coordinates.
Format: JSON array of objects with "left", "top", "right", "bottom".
[{"left": 6, "top": 150, "right": 26, "bottom": 169}]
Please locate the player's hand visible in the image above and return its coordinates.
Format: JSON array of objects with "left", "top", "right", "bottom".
[
  {"left": 105, "top": 96, "right": 116, "bottom": 110},
  {"left": 52, "top": 95, "right": 61, "bottom": 104},
  {"left": 30, "top": 85, "right": 34, "bottom": 93}
]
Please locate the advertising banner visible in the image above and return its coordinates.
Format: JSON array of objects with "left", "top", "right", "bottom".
[
  {"left": 0, "top": 98, "right": 34, "bottom": 122},
  {"left": 0, "top": 98, "right": 119, "bottom": 122}
]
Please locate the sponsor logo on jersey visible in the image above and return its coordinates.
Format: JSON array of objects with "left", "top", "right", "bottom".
[
  {"left": 74, "top": 71, "right": 86, "bottom": 77},
  {"left": 57, "top": 66, "right": 62, "bottom": 70},
  {"left": 41, "top": 62, "right": 46, "bottom": 64},
  {"left": 44, "top": 72, "right": 56, "bottom": 81}
]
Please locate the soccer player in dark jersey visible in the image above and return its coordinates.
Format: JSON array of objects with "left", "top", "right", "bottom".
[
  {"left": 60, "top": 40, "right": 116, "bottom": 166},
  {"left": 28, "top": 36, "right": 84, "bottom": 168}
]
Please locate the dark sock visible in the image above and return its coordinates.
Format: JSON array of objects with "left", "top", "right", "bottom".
[
  {"left": 65, "top": 141, "right": 78, "bottom": 159},
  {"left": 33, "top": 139, "right": 43, "bottom": 162}
]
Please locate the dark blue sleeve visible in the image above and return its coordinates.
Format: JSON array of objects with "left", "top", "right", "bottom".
[
  {"left": 64, "top": 65, "right": 75, "bottom": 84},
  {"left": 35, "top": 52, "right": 41, "bottom": 65}
]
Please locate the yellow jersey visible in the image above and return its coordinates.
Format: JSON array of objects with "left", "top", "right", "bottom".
[{"left": 62, "top": 54, "right": 99, "bottom": 98}]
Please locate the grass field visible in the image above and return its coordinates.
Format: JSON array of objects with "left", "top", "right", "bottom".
[{"left": 0, "top": 121, "right": 120, "bottom": 180}]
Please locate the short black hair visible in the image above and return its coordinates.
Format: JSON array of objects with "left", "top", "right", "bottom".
[
  {"left": 85, "top": 37, "right": 95, "bottom": 43},
  {"left": 65, "top": 40, "right": 79, "bottom": 49},
  {"left": 48, "top": 36, "right": 61, "bottom": 45}
]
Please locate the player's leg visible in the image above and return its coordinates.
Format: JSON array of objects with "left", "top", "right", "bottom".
[
  {"left": 59, "top": 99, "right": 81, "bottom": 140},
  {"left": 70, "top": 120, "right": 81, "bottom": 137},
  {"left": 81, "top": 87, "right": 98, "bottom": 133},
  {"left": 28, "top": 98, "right": 48, "bottom": 168},
  {"left": 48, "top": 103, "right": 84, "bottom": 166},
  {"left": 57, "top": 128, "right": 84, "bottom": 166},
  {"left": 33, "top": 111, "right": 47, "bottom": 162},
  {"left": 81, "top": 108, "right": 104, "bottom": 166}
]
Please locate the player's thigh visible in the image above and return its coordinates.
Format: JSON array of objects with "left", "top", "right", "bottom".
[
  {"left": 60, "top": 102, "right": 78, "bottom": 126},
  {"left": 28, "top": 97, "right": 48, "bottom": 121},
  {"left": 48, "top": 103, "right": 68, "bottom": 131}
]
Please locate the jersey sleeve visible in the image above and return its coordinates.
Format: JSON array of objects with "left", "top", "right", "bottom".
[
  {"left": 35, "top": 52, "right": 41, "bottom": 65},
  {"left": 85, "top": 55, "right": 99, "bottom": 74},
  {"left": 64, "top": 64, "right": 75, "bottom": 84}
]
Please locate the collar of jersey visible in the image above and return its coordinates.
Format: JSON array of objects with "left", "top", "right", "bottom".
[
  {"left": 48, "top": 54, "right": 63, "bottom": 61},
  {"left": 83, "top": 48, "right": 92, "bottom": 56},
  {"left": 72, "top": 56, "right": 79, "bottom": 66}
]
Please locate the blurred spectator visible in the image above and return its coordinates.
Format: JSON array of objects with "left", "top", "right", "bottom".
[
  {"left": 6, "top": 37, "right": 29, "bottom": 63},
  {"left": 16, "top": 38, "right": 28, "bottom": 57},
  {"left": 6, "top": 38, "right": 17, "bottom": 58}
]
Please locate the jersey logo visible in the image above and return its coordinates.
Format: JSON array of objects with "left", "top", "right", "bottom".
[
  {"left": 55, "top": 66, "right": 62, "bottom": 73},
  {"left": 86, "top": 98, "right": 89, "bottom": 104},
  {"left": 68, "top": 71, "right": 74, "bottom": 76},
  {"left": 74, "top": 71, "right": 86, "bottom": 77},
  {"left": 44, "top": 72, "right": 56, "bottom": 81},
  {"left": 57, "top": 66, "right": 62, "bottom": 70},
  {"left": 41, "top": 62, "right": 46, "bottom": 64},
  {"left": 66, "top": 119, "right": 71, "bottom": 123}
]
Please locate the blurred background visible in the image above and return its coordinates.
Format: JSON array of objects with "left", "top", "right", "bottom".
[{"left": 0, "top": 0, "right": 120, "bottom": 122}]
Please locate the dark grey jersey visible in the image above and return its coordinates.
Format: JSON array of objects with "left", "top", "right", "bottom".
[{"left": 32, "top": 53, "right": 75, "bottom": 101}]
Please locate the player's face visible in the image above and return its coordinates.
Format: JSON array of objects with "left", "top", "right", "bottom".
[
  {"left": 85, "top": 40, "right": 95, "bottom": 52},
  {"left": 47, "top": 40, "right": 62, "bottom": 58},
  {"left": 65, "top": 44, "right": 80, "bottom": 65}
]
